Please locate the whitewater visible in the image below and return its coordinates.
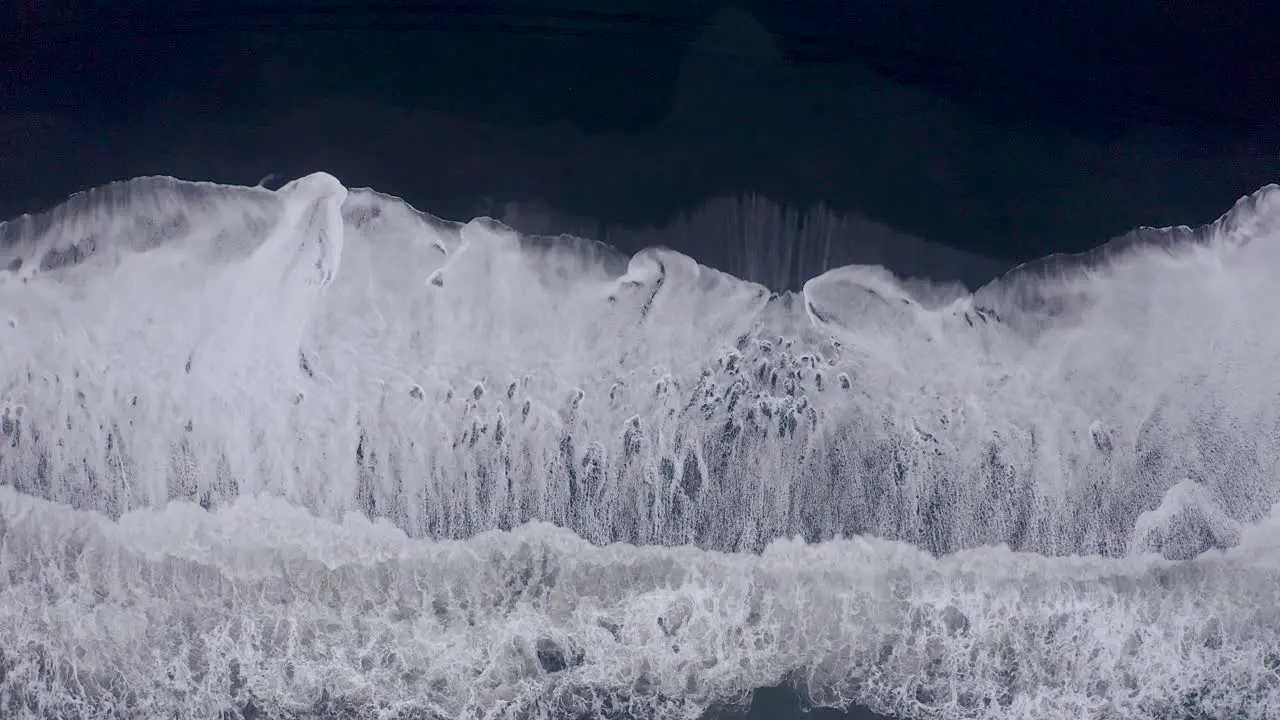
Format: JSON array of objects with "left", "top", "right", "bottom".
[{"left": 0, "top": 172, "right": 1278, "bottom": 719}]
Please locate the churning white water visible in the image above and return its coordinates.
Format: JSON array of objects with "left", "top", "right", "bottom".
[{"left": 0, "top": 172, "right": 1277, "bottom": 718}]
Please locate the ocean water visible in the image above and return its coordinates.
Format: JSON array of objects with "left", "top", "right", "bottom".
[{"left": 1, "top": 173, "right": 1278, "bottom": 719}]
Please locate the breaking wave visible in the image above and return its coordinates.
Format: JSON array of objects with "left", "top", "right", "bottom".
[{"left": 1, "top": 173, "right": 1278, "bottom": 718}]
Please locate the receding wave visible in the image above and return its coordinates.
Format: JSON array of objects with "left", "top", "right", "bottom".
[{"left": 1, "top": 173, "right": 1278, "bottom": 718}]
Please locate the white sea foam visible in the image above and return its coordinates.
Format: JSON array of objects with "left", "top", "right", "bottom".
[
  {"left": 1, "top": 173, "right": 1279, "bottom": 717},
  {"left": 1, "top": 488, "right": 1277, "bottom": 719}
]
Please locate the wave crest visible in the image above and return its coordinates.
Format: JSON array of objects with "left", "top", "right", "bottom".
[{"left": 3, "top": 173, "right": 1280, "bottom": 718}]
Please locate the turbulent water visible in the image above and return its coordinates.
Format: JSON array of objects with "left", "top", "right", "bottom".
[{"left": 1, "top": 172, "right": 1279, "bottom": 719}]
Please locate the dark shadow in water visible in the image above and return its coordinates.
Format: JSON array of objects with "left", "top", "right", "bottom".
[{"left": 701, "top": 685, "right": 892, "bottom": 720}]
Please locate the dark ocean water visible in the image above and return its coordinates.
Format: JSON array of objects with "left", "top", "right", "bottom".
[{"left": 703, "top": 686, "right": 891, "bottom": 720}]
